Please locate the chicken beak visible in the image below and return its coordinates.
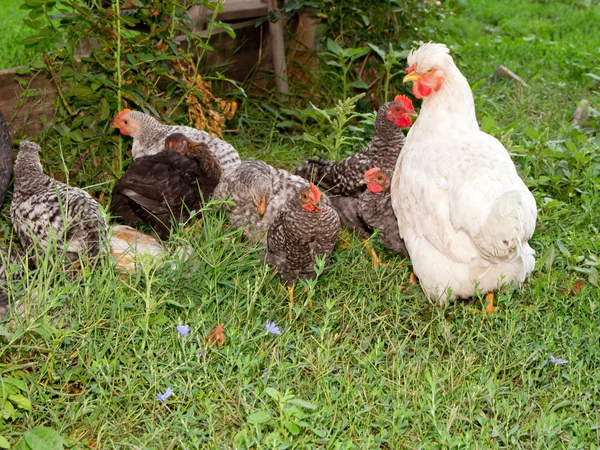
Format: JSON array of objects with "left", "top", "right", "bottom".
[
  {"left": 256, "top": 196, "right": 268, "bottom": 219},
  {"left": 403, "top": 71, "right": 421, "bottom": 83},
  {"left": 112, "top": 120, "right": 121, "bottom": 129},
  {"left": 312, "top": 202, "right": 322, "bottom": 213},
  {"left": 359, "top": 179, "right": 367, "bottom": 185}
]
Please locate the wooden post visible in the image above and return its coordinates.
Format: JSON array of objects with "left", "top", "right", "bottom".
[{"left": 266, "top": 0, "right": 289, "bottom": 97}]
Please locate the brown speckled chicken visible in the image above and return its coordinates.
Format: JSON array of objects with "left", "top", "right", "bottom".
[
  {"left": 358, "top": 168, "right": 408, "bottom": 258},
  {"left": 110, "top": 133, "right": 221, "bottom": 240},
  {"left": 295, "top": 96, "right": 415, "bottom": 197},
  {"left": 10, "top": 141, "right": 108, "bottom": 265},
  {"left": 113, "top": 109, "right": 240, "bottom": 174},
  {"left": 265, "top": 184, "right": 340, "bottom": 311}
]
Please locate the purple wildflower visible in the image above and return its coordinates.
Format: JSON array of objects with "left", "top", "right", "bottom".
[
  {"left": 264, "top": 320, "right": 281, "bottom": 335},
  {"left": 549, "top": 355, "right": 568, "bottom": 365},
  {"left": 263, "top": 369, "right": 269, "bottom": 377},
  {"left": 177, "top": 325, "right": 190, "bottom": 336},
  {"left": 156, "top": 387, "right": 173, "bottom": 402}
]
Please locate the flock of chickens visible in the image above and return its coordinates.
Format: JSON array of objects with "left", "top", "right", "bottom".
[{"left": 0, "top": 42, "right": 537, "bottom": 319}]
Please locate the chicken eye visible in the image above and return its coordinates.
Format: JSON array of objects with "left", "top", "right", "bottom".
[{"left": 124, "top": 120, "right": 128, "bottom": 124}]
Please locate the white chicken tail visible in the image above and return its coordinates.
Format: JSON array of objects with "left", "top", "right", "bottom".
[{"left": 473, "top": 190, "right": 531, "bottom": 262}]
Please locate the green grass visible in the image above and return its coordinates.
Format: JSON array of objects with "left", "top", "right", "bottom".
[
  {"left": 0, "top": 2, "right": 41, "bottom": 70},
  {"left": 1, "top": 0, "right": 600, "bottom": 448}
]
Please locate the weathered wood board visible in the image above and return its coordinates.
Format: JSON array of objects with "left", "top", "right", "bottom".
[{"left": 0, "top": 68, "right": 56, "bottom": 141}]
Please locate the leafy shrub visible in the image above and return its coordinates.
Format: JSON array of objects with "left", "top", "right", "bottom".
[{"left": 18, "top": 0, "right": 236, "bottom": 194}]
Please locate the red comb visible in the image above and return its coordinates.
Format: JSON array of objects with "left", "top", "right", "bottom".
[
  {"left": 405, "top": 63, "right": 417, "bottom": 73},
  {"left": 309, "top": 183, "right": 321, "bottom": 202},
  {"left": 364, "top": 167, "right": 380, "bottom": 179},
  {"left": 115, "top": 109, "right": 131, "bottom": 122},
  {"left": 394, "top": 95, "right": 414, "bottom": 112}
]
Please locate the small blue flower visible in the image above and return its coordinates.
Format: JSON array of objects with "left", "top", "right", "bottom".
[
  {"left": 549, "top": 355, "right": 568, "bottom": 365},
  {"left": 262, "top": 369, "right": 269, "bottom": 377},
  {"left": 177, "top": 325, "right": 190, "bottom": 336},
  {"left": 264, "top": 320, "right": 281, "bottom": 335},
  {"left": 156, "top": 387, "right": 173, "bottom": 402}
]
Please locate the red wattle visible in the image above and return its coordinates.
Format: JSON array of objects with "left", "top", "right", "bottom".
[
  {"left": 413, "top": 82, "right": 432, "bottom": 99},
  {"left": 395, "top": 116, "right": 412, "bottom": 127},
  {"left": 368, "top": 183, "right": 382, "bottom": 194}
]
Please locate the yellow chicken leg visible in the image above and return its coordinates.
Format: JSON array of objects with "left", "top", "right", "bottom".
[
  {"left": 409, "top": 271, "right": 417, "bottom": 285},
  {"left": 484, "top": 292, "right": 496, "bottom": 314},
  {"left": 361, "top": 238, "right": 385, "bottom": 268},
  {"left": 338, "top": 229, "right": 352, "bottom": 250},
  {"left": 285, "top": 285, "right": 295, "bottom": 319}
]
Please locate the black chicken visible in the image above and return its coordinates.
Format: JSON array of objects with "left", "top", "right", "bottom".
[{"left": 110, "top": 133, "right": 222, "bottom": 240}]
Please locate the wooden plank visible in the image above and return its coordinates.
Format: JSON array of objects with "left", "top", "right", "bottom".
[
  {"left": 0, "top": 68, "right": 56, "bottom": 140},
  {"left": 218, "top": 0, "right": 267, "bottom": 22}
]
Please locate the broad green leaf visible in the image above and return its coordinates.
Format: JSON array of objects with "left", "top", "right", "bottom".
[
  {"left": 246, "top": 410, "right": 272, "bottom": 424},
  {"left": 284, "top": 420, "right": 300, "bottom": 435},
  {"left": 70, "top": 130, "right": 84, "bottom": 143},
  {"left": 8, "top": 394, "right": 31, "bottom": 411},
  {"left": 2, "top": 378, "right": 27, "bottom": 392},
  {"left": 263, "top": 387, "right": 279, "bottom": 400},
  {"left": 367, "top": 43, "right": 386, "bottom": 60},
  {"left": 2, "top": 400, "right": 15, "bottom": 420},
  {"left": 348, "top": 80, "right": 369, "bottom": 90},
  {"left": 23, "top": 427, "right": 64, "bottom": 450},
  {"left": 0, "top": 435, "right": 9, "bottom": 449},
  {"left": 67, "top": 86, "right": 95, "bottom": 100},
  {"left": 287, "top": 398, "right": 317, "bottom": 410},
  {"left": 326, "top": 38, "right": 343, "bottom": 56},
  {"left": 100, "top": 98, "right": 110, "bottom": 121},
  {"left": 344, "top": 47, "right": 370, "bottom": 59}
]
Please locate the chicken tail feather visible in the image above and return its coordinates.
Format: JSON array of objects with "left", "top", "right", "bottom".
[{"left": 294, "top": 158, "right": 336, "bottom": 191}]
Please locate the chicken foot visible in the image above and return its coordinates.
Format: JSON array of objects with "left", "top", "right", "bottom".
[
  {"left": 484, "top": 292, "right": 496, "bottom": 314},
  {"left": 361, "top": 238, "right": 385, "bottom": 268}
]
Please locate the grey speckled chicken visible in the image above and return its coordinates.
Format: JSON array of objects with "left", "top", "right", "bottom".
[
  {"left": 214, "top": 159, "right": 332, "bottom": 244},
  {"left": 358, "top": 168, "right": 408, "bottom": 258},
  {"left": 113, "top": 109, "right": 240, "bottom": 174},
  {"left": 266, "top": 184, "right": 340, "bottom": 311},
  {"left": 295, "top": 96, "right": 415, "bottom": 197},
  {"left": 0, "top": 111, "right": 13, "bottom": 205},
  {"left": 10, "top": 141, "right": 108, "bottom": 265}
]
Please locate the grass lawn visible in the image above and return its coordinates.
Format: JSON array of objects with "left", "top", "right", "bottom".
[
  {"left": 1, "top": 0, "right": 600, "bottom": 448},
  {"left": 0, "top": 2, "right": 41, "bottom": 70}
]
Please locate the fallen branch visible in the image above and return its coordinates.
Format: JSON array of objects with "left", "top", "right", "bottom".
[{"left": 492, "top": 65, "right": 530, "bottom": 88}]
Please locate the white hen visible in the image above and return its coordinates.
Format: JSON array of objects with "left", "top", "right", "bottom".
[{"left": 391, "top": 43, "right": 537, "bottom": 308}]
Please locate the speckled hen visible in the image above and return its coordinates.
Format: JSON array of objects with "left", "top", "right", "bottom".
[
  {"left": 0, "top": 111, "right": 13, "bottom": 205},
  {"left": 295, "top": 96, "right": 415, "bottom": 197},
  {"left": 358, "top": 168, "right": 408, "bottom": 258},
  {"left": 265, "top": 184, "right": 340, "bottom": 311},
  {"left": 110, "top": 133, "right": 221, "bottom": 240},
  {"left": 113, "top": 109, "right": 240, "bottom": 173},
  {"left": 10, "top": 141, "right": 108, "bottom": 264},
  {"left": 214, "top": 159, "right": 332, "bottom": 244}
]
